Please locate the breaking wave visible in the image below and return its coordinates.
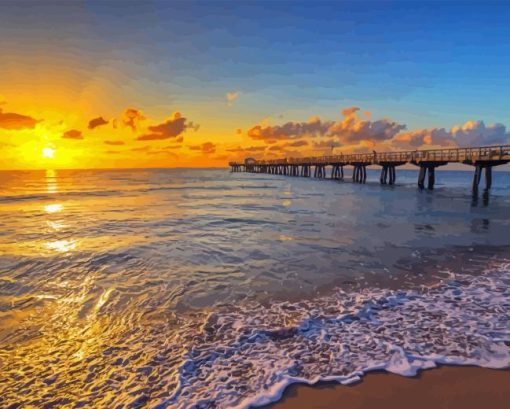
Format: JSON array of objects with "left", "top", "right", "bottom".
[
  {"left": 167, "top": 263, "right": 510, "bottom": 408},
  {"left": 1, "top": 264, "right": 509, "bottom": 408}
]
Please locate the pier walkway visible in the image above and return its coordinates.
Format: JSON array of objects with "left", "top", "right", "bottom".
[{"left": 229, "top": 145, "right": 510, "bottom": 192}]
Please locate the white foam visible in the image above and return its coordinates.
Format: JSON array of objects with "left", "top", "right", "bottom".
[{"left": 166, "top": 263, "right": 510, "bottom": 408}]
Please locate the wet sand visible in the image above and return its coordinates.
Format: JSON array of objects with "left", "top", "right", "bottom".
[{"left": 266, "top": 366, "right": 510, "bottom": 409}]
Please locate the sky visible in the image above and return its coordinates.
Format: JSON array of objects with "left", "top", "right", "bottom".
[{"left": 1, "top": 0, "right": 510, "bottom": 170}]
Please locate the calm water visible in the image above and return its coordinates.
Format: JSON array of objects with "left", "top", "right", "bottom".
[{"left": 0, "top": 168, "right": 509, "bottom": 408}]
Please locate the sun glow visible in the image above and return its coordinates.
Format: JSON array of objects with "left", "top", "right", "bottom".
[{"left": 42, "top": 147, "right": 55, "bottom": 159}]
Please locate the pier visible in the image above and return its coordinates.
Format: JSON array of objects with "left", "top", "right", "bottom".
[{"left": 229, "top": 145, "right": 510, "bottom": 193}]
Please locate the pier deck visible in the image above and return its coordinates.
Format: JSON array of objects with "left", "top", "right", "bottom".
[{"left": 229, "top": 145, "right": 510, "bottom": 192}]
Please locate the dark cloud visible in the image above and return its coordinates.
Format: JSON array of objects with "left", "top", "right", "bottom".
[
  {"left": 0, "top": 109, "right": 39, "bottom": 130},
  {"left": 105, "top": 150, "right": 121, "bottom": 154},
  {"left": 312, "top": 139, "right": 343, "bottom": 149},
  {"left": 188, "top": 142, "right": 216, "bottom": 154},
  {"left": 104, "top": 140, "right": 125, "bottom": 145},
  {"left": 123, "top": 108, "right": 145, "bottom": 131},
  {"left": 62, "top": 129, "right": 83, "bottom": 140},
  {"left": 88, "top": 116, "right": 109, "bottom": 130},
  {"left": 137, "top": 112, "right": 198, "bottom": 141},
  {"left": 247, "top": 116, "right": 333, "bottom": 141}
]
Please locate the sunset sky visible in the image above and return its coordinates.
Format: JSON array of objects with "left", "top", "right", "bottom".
[{"left": 1, "top": 0, "right": 510, "bottom": 170}]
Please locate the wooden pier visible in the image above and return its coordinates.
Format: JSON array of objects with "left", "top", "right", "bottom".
[{"left": 229, "top": 145, "right": 510, "bottom": 192}]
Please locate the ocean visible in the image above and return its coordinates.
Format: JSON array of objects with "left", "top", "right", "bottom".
[{"left": 0, "top": 168, "right": 509, "bottom": 408}]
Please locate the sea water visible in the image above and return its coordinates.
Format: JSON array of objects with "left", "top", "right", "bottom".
[{"left": 0, "top": 168, "right": 509, "bottom": 407}]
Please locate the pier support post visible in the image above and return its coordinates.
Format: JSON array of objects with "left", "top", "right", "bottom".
[
  {"left": 331, "top": 165, "right": 343, "bottom": 180},
  {"left": 418, "top": 165, "right": 439, "bottom": 190},
  {"left": 389, "top": 165, "right": 396, "bottom": 185},
  {"left": 472, "top": 165, "right": 482, "bottom": 193},
  {"left": 353, "top": 165, "right": 366, "bottom": 183},
  {"left": 380, "top": 165, "right": 387, "bottom": 184},
  {"left": 472, "top": 165, "right": 493, "bottom": 194},
  {"left": 427, "top": 166, "right": 435, "bottom": 190},
  {"left": 418, "top": 167, "right": 426, "bottom": 189},
  {"left": 485, "top": 166, "right": 492, "bottom": 192}
]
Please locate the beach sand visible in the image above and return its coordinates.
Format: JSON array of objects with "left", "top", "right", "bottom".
[{"left": 266, "top": 366, "right": 510, "bottom": 409}]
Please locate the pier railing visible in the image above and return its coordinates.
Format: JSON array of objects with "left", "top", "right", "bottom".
[
  {"left": 231, "top": 144, "right": 510, "bottom": 166},
  {"left": 229, "top": 144, "right": 510, "bottom": 192}
]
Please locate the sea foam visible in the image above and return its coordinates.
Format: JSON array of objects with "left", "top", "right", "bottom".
[{"left": 165, "top": 263, "right": 510, "bottom": 408}]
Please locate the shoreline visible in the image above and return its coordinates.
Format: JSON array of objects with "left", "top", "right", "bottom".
[{"left": 263, "top": 365, "right": 510, "bottom": 409}]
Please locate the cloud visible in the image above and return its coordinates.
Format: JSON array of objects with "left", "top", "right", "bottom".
[
  {"left": 328, "top": 108, "right": 405, "bottom": 143},
  {"left": 247, "top": 116, "right": 333, "bottom": 141},
  {"left": 341, "top": 107, "right": 360, "bottom": 117},
  {"left": 392, "top": 120, "right": 510, "bottom": 149},
  {"left": 104, "top": 140, "right": 125, "bottom": 145},
  {"left": 188, "top": 142, "right": 216, "bottom": 154},
  {"left": 227, "top": 146, "right": 266, "bottom": 153},
  {"left": 105, "top": 150, "right": 121, "bottom": 154},
  {"left": 137, "top": 112, "right": 198, "bottom": 141},
  {"left": 285, "top": 139, "right": 309, "bottom": 148},
  {"left": 451, "top": 120, "right": 510, "bottom": 146},
  {"left": 88, "top": 116, "right": 109, "bottom": 130},
  {"left": 226, "top": 91, "right": 240, "bottom": 106},
  {"left": 131, "top": 146, "right": 151, "bottom": 152},
  {"left": 62, "top": 129, "right": 83, "bottom": 140},
  {"left": 0, "top": 109, "right": 39, "bottom": 130},
  {"left": 123, "top": 108, "right": 145, "bottom": 131},
  {"left": 312, "top": 139, "right": 343, "bottom": 149},
  {"left": 246, "top": 108, "right": 405, "bottom": 146}
]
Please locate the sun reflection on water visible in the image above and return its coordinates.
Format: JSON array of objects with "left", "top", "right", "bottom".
[
  {"left": 44, "top": 203, "right": 63, "bottom": 213},
  {"left": 45, "top": 239, "right": 76, "bottom": 252},
  {"left": 45, "top": 169, "right": 58, "bottom": 194}
]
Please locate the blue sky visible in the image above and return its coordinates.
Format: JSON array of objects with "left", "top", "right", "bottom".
[
  {"left": 1, "top": 0, "right": 510, "bottom": 168},
  {"left": 82, "top": 0, "right": 510, "bottom": 129}
]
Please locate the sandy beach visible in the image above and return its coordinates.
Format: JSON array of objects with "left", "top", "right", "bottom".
[{"left": 267, "top": 366, "right": 510, "bottom": 409}]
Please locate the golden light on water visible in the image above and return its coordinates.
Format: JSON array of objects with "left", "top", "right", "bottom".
[
  {"left": 45, "top": 239, "right": 76, "bottom": 252},
  {"left": 44, "top": 203, "right": 63, "bottom": 213},
  {"left": 45, "top": 169, "right": 58, "bottom": 193}
]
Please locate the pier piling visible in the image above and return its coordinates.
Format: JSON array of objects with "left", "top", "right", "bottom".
[{"left": 229, "top": 145, "right": 510, "bottom": 194}]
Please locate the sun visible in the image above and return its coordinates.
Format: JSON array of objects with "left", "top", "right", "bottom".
[{"left": 42, "top": 147, "right": 55, "bottom": 159}]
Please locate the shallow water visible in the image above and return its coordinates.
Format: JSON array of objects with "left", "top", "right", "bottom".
[{"left": 0, "top": 168, "right": 509, "bottom": 408}]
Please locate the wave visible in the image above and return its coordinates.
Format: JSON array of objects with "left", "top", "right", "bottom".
[
  {"left": 0, "top": 184, "right": 279, "bottom": 204},
  {"left": 165, "top": 263, "right": 510, "bottom": 408}
]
